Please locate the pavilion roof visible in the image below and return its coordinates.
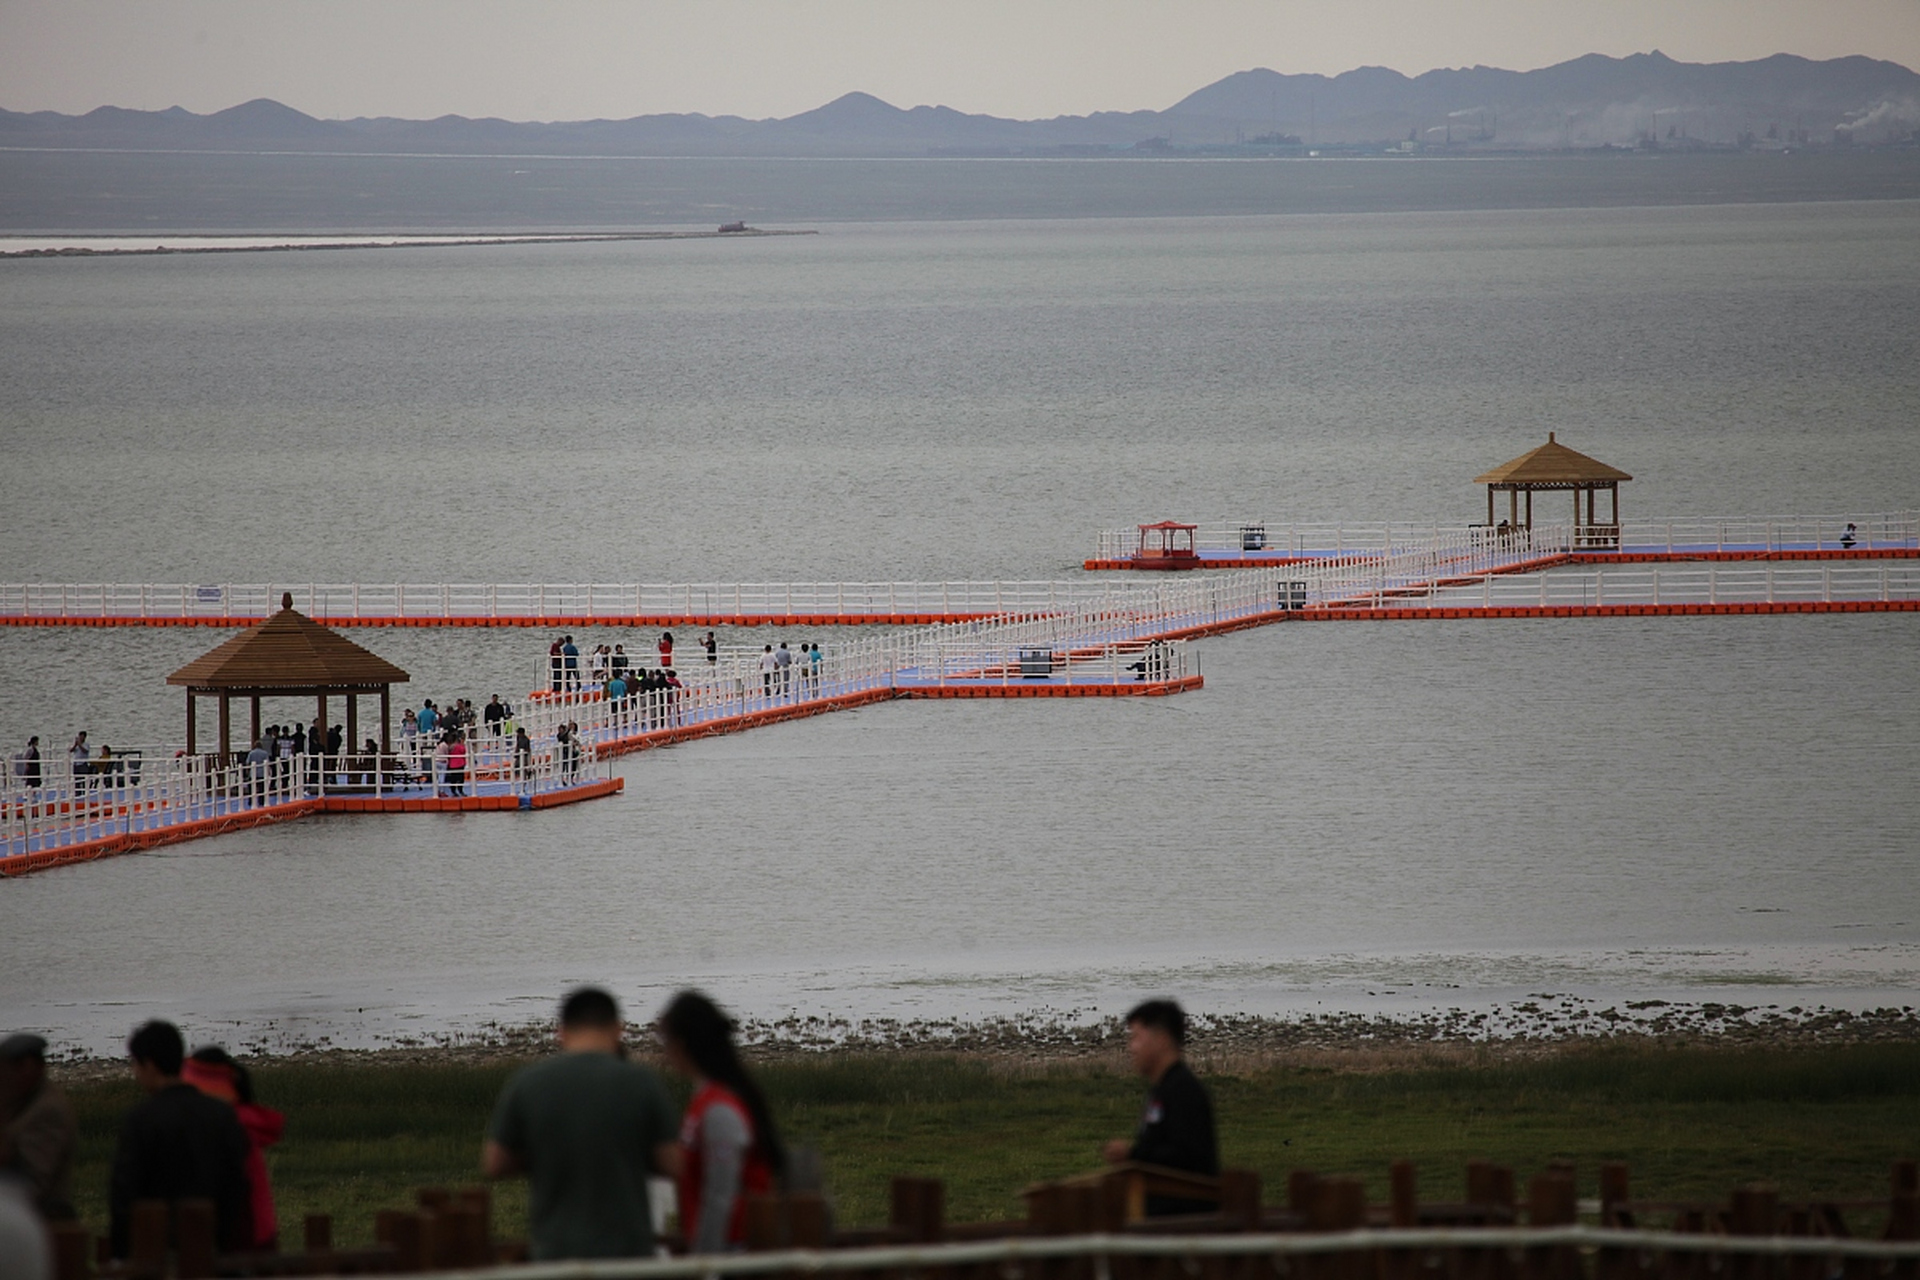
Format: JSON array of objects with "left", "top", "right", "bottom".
[
  {"left": 167, "top": 595, "right": 410, "bottom": 690},
  {"left": 1473, "top": 433, "right": 1632, "bottom": 486}
]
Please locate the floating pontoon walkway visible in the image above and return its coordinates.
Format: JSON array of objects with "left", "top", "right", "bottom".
[
  {"left": 6, "top": 514, "right": 1913, "bottom": 628},
  {"left": 0, "top": 771, "right": 621, "bottom": 877},
  {"left": 11, "top": 514, "right": 1918, "bottom": 875},
  {"left": 1086, "top": 512, "right": 1920, "bottom": 571}
]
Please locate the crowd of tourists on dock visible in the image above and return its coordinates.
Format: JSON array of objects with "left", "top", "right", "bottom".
[
  {"left": 543, "top": 629, "right": 831, "bottom": 712},
  {"left": 0, "top": 995, "right": 1214, "bottom": 1270},
  {"left": 9, "top": 686, "right": 588, "bottom": 808}
]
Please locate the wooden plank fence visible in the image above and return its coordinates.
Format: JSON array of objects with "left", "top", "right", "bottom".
[{"left": 52, "top": 1158, "right": 1919, "bottom": 1280}]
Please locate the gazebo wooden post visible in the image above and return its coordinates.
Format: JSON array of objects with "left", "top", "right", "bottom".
[
  {"left": 185, "top": 693, "right": 197, "bottom": 756},
  {"left": 1525, "top": 489, "right": 1533, "bottom": 529},
  {"left": 346, "top": 694, "right": 359, "bottom": 757},
  {"left": 250, "top": 696, "right": 261, "bottom": 749},
  {"left": 380, "top": 686, "right": 392, "bottom": 757},
  {"left": 218, "top": 694, "right": 232, "bottom": 766}
]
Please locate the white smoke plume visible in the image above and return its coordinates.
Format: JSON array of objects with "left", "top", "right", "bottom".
[{"left": 1835, "top": 99, "right": 1920, "bottom": 133}]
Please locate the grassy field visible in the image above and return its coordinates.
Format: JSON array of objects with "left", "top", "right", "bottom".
[{"left": 60, "top": 1041, "right": 1920, "bottom": 1248}]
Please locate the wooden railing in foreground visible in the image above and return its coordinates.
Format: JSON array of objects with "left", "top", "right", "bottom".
[{"left": 51, "top": 1158, "right": 1918, "bottom": 1280}]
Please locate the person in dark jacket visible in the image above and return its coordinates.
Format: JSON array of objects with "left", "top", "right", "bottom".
[
  {"left": 108, "top": 1021, "right": 252, "bottom": 1258},
  {"left": 1101, "top": 999, "right": 1218, "bottom": 1215}
]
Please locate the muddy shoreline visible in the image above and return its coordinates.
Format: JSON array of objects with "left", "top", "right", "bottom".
[{"left": 45, "top": 998, "right": 1920, "bottom": 1083}]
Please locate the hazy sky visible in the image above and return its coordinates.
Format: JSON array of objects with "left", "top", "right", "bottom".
[{"left": 5, "top": 0, "right": 1919, "bottom": 121}]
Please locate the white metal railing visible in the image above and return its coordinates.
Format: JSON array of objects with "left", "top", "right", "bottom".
[
  {"left": 2, "top": 737, "right": 616, "bottom": 863},
  {"left": 1613, "top": 510, "right": 1918, "bottom": 554},
  {"left": 6, "top": 513, "right": 1912, "bottom": 626},
  {"left": 1420, "top": 561, "right": 1920, "bottom": 610},
  {"left": 1091, "top": 520, "right": 1472, "bottom": 561},
  {"left": 14, "top": 522, "right": 1914, "bottom": 862},
  {"left": 1092, "top": 510, "right": 1920, "bottom": 561},
  {"left": 0, "top": 580, "right": 1118, "bottom": 623},
  {"left": 341, "top": 1226, "right": 1920, "bottom": 1280}
]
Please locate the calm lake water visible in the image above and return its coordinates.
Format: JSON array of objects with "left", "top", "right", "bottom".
[{"left": 2, "top": 187, "right": 1917, "bottom": 1055}]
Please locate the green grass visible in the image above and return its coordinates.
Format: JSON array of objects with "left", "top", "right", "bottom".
[{"left": 63, "top": 1043, "right": 1920, "bottom": 1248}]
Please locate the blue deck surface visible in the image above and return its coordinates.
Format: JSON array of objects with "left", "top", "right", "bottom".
[{"left": 1172, "top": 538, "right": 1917, "bottom": 563}]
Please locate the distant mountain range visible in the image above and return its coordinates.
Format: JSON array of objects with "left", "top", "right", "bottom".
[{"left": 5, "top": 51, "right": 1917, "bottom": 156}]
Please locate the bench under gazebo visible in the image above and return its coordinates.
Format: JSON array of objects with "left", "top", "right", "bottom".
[
  {"left": 168, "top": 593, "right": 410, "bottom": 764},
  {"left": 1474, "top": 432, "right": 1632, "bottom": 547}
]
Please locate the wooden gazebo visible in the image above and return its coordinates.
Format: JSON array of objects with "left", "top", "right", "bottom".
[
  {"left": 1473, "top": 432, "right": 1632, "bottom": 547},
  {"left": 167, "top": 593, "right": 410, "bottom": 764}
]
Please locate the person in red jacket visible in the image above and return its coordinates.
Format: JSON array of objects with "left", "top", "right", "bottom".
[
  {"left": 184, "top": 1047, "right": 284, "bottom": 1251},
  {"left": 655, "top": 992, "right": 783, "bottom": 1253}
]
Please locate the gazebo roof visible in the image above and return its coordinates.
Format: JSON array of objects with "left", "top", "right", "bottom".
[
  {"left": 167, "top": 594, "right": 410, "bottom": 690},
  {"left": 1473, "top": 433, "right": 1632, "bottom": 487}
]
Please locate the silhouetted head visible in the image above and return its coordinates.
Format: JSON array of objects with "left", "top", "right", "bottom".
[{"left": 127, "top": 1020, "right": 185, "bottom": 1078}]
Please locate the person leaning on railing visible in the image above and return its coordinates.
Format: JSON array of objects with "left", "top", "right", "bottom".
[
  {"left": 1102, "top": 999, "right": 1219, "bottom": 1216},
  {"left": 11, "top": 738, "right": 42, "bottom": 791},
  {"left": 483, "top": 987, "right": 677, "bottom": 1261}
]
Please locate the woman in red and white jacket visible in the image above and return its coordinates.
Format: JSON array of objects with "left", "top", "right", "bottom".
[{"left": 656, "top": 991, "right": 784, "bottom": 1253}]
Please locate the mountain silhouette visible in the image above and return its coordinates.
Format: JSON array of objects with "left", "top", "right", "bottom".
[{"left": 4, "top": 52, "right": 1915, "bottom": 155}]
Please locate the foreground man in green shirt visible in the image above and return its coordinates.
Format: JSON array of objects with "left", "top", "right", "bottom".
[{"left": 484, "top": 988, "right": 679, "bottom": 1260}]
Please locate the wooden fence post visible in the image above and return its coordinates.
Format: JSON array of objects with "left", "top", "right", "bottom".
[
  {"left": 375, "top": 1208, "right": 425, "bottom": 1272},
  {"left": 458, "top": 1185, "right": 493, "bottom": 1244},
  {"left": 1600, "top": 1162, "right": 1633, "bottom": 1227},
  {"left": 128, "top": 1200, "right": 168, "bottom": 1280},
  {"left": 172, "top": 1198, "right": 216, "bottom": 1280},
  {"left": 1288, "top": 1170, "right": 1320, "bottom": 1218},
  {"left": 788, "top": 1192, "right": 830, "bottom": 1248},
  {"left": 891, "top": 1176, "right": 945, "bottom": 1243},
  {"left": 1528, "top": 1174, "right": 1581, "bottom": 1280},
  {"left": 303, "top": 1213, "right": 332, "bottom": 1254},
  {"left": 1383, "top": 1163, "right": 1419, "bottom": 1280},
  {"left": 49, "top": 1221, "right": 89, "bottom": 1280},
  {"left": 1220, "top": 1169, "right": 1263, "bottom": 1231},
  {"left": 1728, "top": 1185, "right": 1779, "bottom": 1280},
  {"left": 1389, "top": 1161, "right": 1417, "bottom": 1228}
]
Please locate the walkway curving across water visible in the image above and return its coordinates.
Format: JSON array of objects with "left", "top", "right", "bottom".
[{"left": 10, "top": 514, "right": 1918, "bottom": 876}]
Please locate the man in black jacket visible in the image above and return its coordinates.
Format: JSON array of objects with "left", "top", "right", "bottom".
[
  {"left": 109, "top": 1021, "right": 252, "bottom": 1258},
  {"left": 1102, "top": 999, "right": 1218, "bottom": 1215}
]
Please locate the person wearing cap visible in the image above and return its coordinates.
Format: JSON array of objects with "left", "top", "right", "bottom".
[{"left": 0, "top": 1033, "right": 75, "bottom": 1221}]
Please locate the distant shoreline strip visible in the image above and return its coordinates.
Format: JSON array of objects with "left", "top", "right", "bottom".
[{"left": 0, "top": 228, "right": 816, "bottom": 259}]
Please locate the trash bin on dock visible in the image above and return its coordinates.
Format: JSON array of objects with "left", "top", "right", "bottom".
[
  {"left": 1240, "top": 524, "right": 1267, "bottom": 551},
  {"left": 1019, "top": 647, "right": 1054, "bottom": 678},
  {"left": 1277, "top": 581, "right": 1308, "bottom": 611}
]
